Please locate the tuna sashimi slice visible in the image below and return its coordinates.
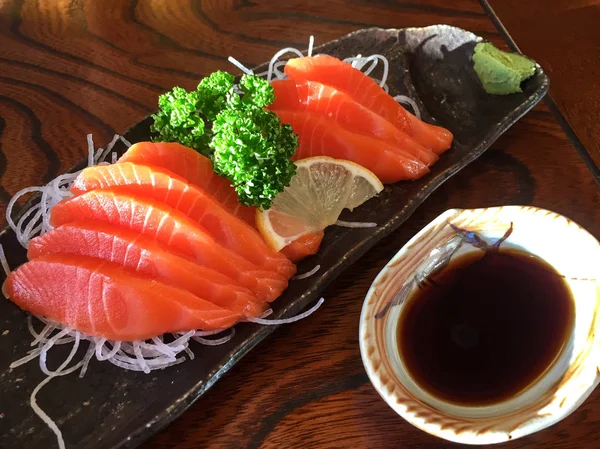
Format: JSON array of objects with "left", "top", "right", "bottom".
[
  {"left": 270, "top": 79, "right": 438, "bottom": 166},
  {"left": 284, "top": 55, "right": 453, "bottom": 153},
  {"left": 49, "top": 190, "right": 290, "bottom": 302},
  {"left": 118, "top": 141, "right": 256, "bottom": 225},
  {"left": 2, "top": 255, "right": 241, "bottom": 341},
  {"left": 274, "top": 110, "right": 429, "bottom": 183},
  {"left": 70, "top": 162, "right": 295, "bottom": 278},
  {"left": 28, "top": 221, "right": 267, "bottom": 317}
]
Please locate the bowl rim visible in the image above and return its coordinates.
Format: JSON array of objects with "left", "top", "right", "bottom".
[{"left": 359, "top": 205, "right": 600, "bottom": 445}]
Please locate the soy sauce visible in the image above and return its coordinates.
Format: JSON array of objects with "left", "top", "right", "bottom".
[{"left": 398, "top": 248, "right": 574, "bottom": 406}]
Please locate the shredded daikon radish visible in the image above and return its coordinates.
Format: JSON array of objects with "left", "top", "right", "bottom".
[
  {"left": 0, "top": 244, "right": 10, "bottom": 277},
  {"left": 335, "top": 220, "right": 378, "bottom": 228},
  {"left": 6, "top": 186, "right": 42, "bottom": 238},
  {"left": 16, "top": 315, "right": 234, "bottom": 375},
  {"left": 271, "top": 60, "right": 288, "bottom": 80},
  {"left": 228, "top": 56, "right": 254, "bottom": 75},
  {"left": 86, "top": 134, "right": 94, "bottom": 167},
  {"left": 96, "top": 134, "right": 120, "bottom": 164},
  {"left": 308, "top": 35, "right": 314, "bottom": 57},
  {"left": 267, "top": 47, "right": 304, "bottom": 81},
  {"left": 31, "top": 323, "right": 56, "bottom": 347},
  {"left": 95, "top": 339, "right": 120, "bottom": 361},
  {"left": 343, "top": 54, "right": 389, "bottom": 89},
  {"left": 394, "top": 95, "right": 422, "bottom": 120},
  {"left": 193, "top": 328, "right": 230, "bottom": 337},
  {"left": 150, "top": 336, "right": 179, "bottom": 359},
  {"left": 133, "top": 341, "right": 150, "bottom": 374},
  {"left": 30, "top": 331, "right": 82, "bottom": 449},
  {"left": 292, "top": 264, "right": 321, "bottom": 280},
  {"left": 246, "top": 298, "right": 325, "bottom": 325},
  {"left": 6, "top": 134, "right": 131, "bottom": 250},
  {"left": 349, "top": 54, "right": 362, "bottom": 68},
  {"left": 9, "top": 348, "right": 42, "bottom": 369},
  {"left": 193, "top": 328, "right": 235, "bottom": 346},
  {"left": 79, "top": 343, "right": 96, "bottom": 378},
  {"left": 119, "top": 135, "right": 132, "bottom": 148}
]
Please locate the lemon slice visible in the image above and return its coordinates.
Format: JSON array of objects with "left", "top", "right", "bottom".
[{"left": 256, "top": 156, "right": 384, "bottom": 251}]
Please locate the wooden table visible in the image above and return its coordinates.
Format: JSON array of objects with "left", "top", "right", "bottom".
[{"left": 1, "top": 1, "right": 599, "bottom": 448}]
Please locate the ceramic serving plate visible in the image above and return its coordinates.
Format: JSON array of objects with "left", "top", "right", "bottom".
[{"left": 0, "top": 26, "right": 549, "bottom": 449}]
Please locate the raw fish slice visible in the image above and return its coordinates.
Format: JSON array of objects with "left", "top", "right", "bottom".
[
  {"left": 2, "top": 255, "right": 241, "bottom": 341},
  {"left": 270, "top": 79, "right": 438, "bottom": 166},
  {"left": 284, "top": 55, "right": 453, "bottom": 153},
  {"left": 280, "top": 232, "right": 324, "bottom": 262},
  {"left": 28, "top": 221, "right": 267, "bottom": 317},
  {"left": 70, "top": 162, "right": 295, "bottom": 278},
  {"left": 274, "top": 110, "right": 429, "bottom": 183},
  {"left": 49, "top": 190, "right": 289, "bottom": 302},
  {"left": 119, "top": 142, "right": 256, "bottom": 225}
]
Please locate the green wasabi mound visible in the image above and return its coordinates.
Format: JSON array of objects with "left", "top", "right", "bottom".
[{"left": 472, "top": 42, "right": 536, "bottom": 95}]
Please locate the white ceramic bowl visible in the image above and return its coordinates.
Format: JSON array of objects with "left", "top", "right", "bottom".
[{"left": 359, "top": 206, "right": 600, "bottom": 444}]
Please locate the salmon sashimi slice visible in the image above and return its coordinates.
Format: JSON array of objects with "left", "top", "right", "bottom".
[
  {"left": 28, "top": 221, "right": 267, "bottom": 317},
  {"left": 284, "top": 55, "right": 453, "bottom": 153},
  {"left": 280, "top": 231, "right": 324, "bottom": 262},
  {"left": 270, "top": 79, "right": 438, "bottom": 166},
  {"left": 118, "top": 141, "right": 256, "bottom": 225},
  {"left": 274, "top": 110, "right": 429, "bottom": 183},
  {"left": 2, "top": 255, "right": 241, "bottom": 341},
  {"left": 69, "top": 162, "right": 295, "bottom": 278},
  {"left": 49, "top": 190, "right": 289, "bottom": 302}
]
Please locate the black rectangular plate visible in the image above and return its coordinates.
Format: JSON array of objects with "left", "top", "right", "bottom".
[{"left": 0, "top": 26, "right": 549, "bottom": 449}]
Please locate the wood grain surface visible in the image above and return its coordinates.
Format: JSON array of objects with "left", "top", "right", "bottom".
[
  {"left": 483, "top": 0, "right": 600, "bottom": 172},
  {"left": 0, "top": 1, "right": 598, "bottom": 449}
]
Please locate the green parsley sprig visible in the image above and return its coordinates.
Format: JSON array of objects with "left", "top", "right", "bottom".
[{"left": 150, "top": 71, "right": 297, "bottom": 209}]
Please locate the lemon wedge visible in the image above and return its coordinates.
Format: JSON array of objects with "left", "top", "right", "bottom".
[{"left": 256, "top": 156, "right": 383, "bottom": 251}]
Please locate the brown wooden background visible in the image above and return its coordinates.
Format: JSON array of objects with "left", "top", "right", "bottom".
[{"left": 1, "top": 1, "right": 599, "bottom": 448}]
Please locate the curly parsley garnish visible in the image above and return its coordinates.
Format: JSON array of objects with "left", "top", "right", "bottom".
[{"left": 150, "top": 71, "right": 297, "bottom": 209}]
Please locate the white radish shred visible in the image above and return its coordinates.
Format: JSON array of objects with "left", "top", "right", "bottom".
[
  {"left": 342, "top": 54, "right": 389, "bottom": 90},
  {"left": 292, "top": 264, "right": 321, "bottom": 280},
  {"left": 9, "top": 348, "right": 42, "bottom": 368},
  {"left": 228, "top": 56, "right": 254, "bottom": 75},
  {"left": 78, "top": 343, "right": 96, "bottom": 378},
  {"left": 31, "top": 323, "right": 56, "bottom": 347},
  {"left": 133, "top": 341, "right": 150, "bottom": 374},
  {"left": 193, "top": 328, "right": 230, "bottom": 337},
  {"left": 394, "top": 95, "right": 422, "bottom": 120},
  {"left": 266, "top": 47, "right": 304, "bottom": 81},
  {"left": 16, "top": 316, "right": 238, "bottom": 375},
  {"left": 119, "top": 135, "right": 132, "bottom": 148},
  {"left": 95, "top": 134, "right": 120, "bottom": 164},
  {"left": 192, "top": 328, "right": 235, "bottom": 346},
  {"left": 95, "top": 339, "right": 121, "bottom": 362},
  {"left": 349, "top": 54, "right": 362, "bottom": 68},
  {"left": 86, "top": 134, "right": 94, "bottom": 167},
  {"left": 308, "top": 35, "right": 314, "bottom": 57},
  {"left": 246, "top": 298, "right": 325, "bottom": 325},
  {"left": 5, "top": 134, "right": 129, "bottom": 249},
  {"left": 335, "top": 220, "right": 378, "bottom": 228},
  {"left": 6, "top": 186, "right": 43, "bottom": 244},
  {"left": 0, "top": 243, "right": 10, "bottom": 277},
  {"left": 30, "top": 331, "right": 82, "bottom": 449}
]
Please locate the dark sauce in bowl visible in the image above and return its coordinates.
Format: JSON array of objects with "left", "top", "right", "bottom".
[{"left": 398, "top": 248, "right": 574, "bottom": 406}]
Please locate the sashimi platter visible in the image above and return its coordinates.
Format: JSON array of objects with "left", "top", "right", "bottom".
[{"left": 0, "top": 27, "right": 549, "bottom": 449}]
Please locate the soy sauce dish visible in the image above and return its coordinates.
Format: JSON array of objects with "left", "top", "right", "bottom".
[{"left": 359, "top": 206, "right": 600, "bottom": 444}]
